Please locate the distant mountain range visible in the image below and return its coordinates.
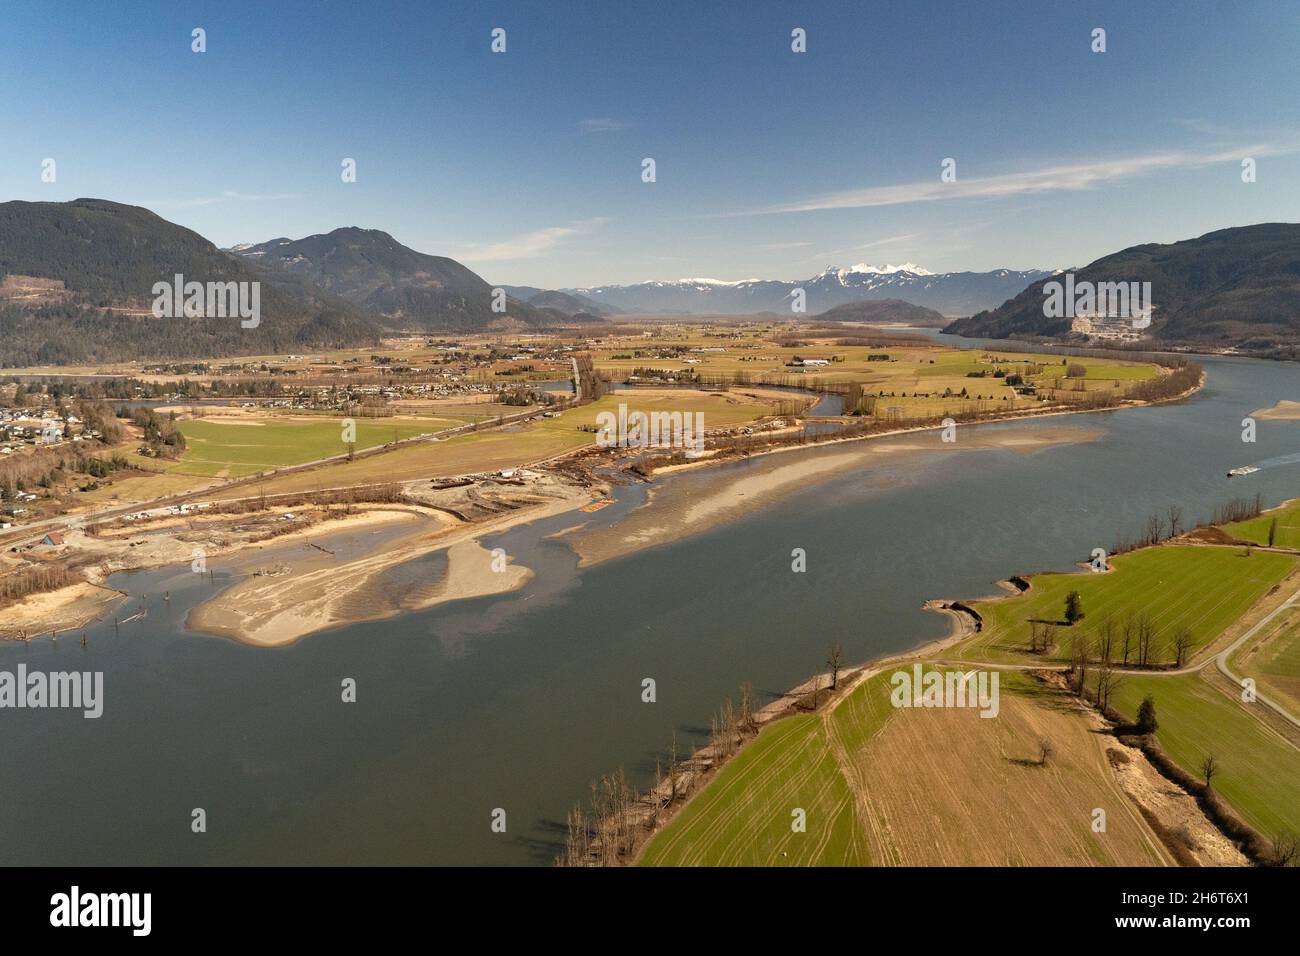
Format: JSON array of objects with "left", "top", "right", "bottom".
[
  {"left": 0, "top": 199, "right": 380, "bottom": 365},
  {"left": 945, "top": 224, "right": 1300, "bottom": 353},
  {"left": 499, "top": 285, "right": 621, "bottom": 318},
  {"left": 0, "top": 200, "right": 603, "bottom": 366},
  {"left": 230, "top": 229, "right": 588, "bottom": 332},
  {"left": 565, "top": 265, "right": 1051, "bottom": 317},
  {"left": 4, "top": 200, "right": 1297, "bottom": 365}
]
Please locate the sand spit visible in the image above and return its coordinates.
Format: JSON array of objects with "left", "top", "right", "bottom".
[
  {"left": 1250, "top": 399, "right": 1300, "bottom": 420},
  {"left": 571, "top": 423, "right": 1102, "bottom": 568}
]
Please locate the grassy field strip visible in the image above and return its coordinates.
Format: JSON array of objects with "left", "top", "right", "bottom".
[
  {"left": 638, "top": 713, "right": 864, "bottom": 866},
  {"left": 1226, "top": 499, "right": 1300, "bottom": 550},
  {"left": 1110, "top": 670, "right": 1300, "bottom": 841},
  {"left": 638, "top": 716, "right": 817, "bottom": 865},
  {"left": 638, "top": 673, "right": 896, "bottom": 866},
  {"left": 962, "top": 547, "right": 1297, "bottom": 665},
  {"left": 1230, "top": 606, "right": 1300, "bottom": 716},
  {"left": 173, "top": 417, "right": 450, "bottom": 478}
]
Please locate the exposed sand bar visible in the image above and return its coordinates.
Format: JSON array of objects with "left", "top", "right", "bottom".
[
  {"left": 568, "top": 423, "right": 1102, "bottom": 568},
  {"left": 1251, "top": 400, "right": 1300, "bottom": 420},
  {"left": 1, "top": 582, "right": 126, "bottom": 639},
  {"left": 187, "top": 493, "right": 587, "bottom": 647}
]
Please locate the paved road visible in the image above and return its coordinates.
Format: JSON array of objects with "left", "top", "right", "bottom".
[{"left": 1212, "top": 582, "right": 1300, "bottom": 730}]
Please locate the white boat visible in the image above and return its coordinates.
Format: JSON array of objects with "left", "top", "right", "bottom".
[{"left": 1227, "top": 466, "right": 1259, "bottom": 478}]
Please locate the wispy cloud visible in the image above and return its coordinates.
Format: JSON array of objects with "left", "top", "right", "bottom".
[
  {"left": 456, "top": 218, "right": 610, "bottom": 263},
  {"left": 140, "top": 190, "right": 302, "bottom": 209},
  {"left": 579, "top": 118, "right": 631, "bottom": 133},
  {"left": 744, "top": 142, "right": 1300, "bottom": 216},
  {"left": 760, "top": 240, "right": 814, "bottom": 251}
]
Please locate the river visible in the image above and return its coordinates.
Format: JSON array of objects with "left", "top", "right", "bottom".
[{"left": 0, "top": 345, "right": 1296, "bottom": 865}]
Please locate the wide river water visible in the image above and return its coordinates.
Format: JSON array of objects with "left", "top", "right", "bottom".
[{"left": 1, "top": 339, "right": 1297, "bottom": 865}]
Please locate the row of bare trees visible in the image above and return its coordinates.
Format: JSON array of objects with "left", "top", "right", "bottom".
[
  {"left": 1061, "top": 612, "right": 1192, "bottom": 673},
  {"left": 1110, "top": 504, "right": 1188, "bottom": 556},
  {"left": 1028, "top": 620, "right": 1058, "bottom": 654},
  {"left": 560, "top": 644, "right": 855, "bottom": 866},
  {"left": 1211, "top": 494, "right": 1265, "bottom": 526},
  {"left": 0, "top": 564, "right": 76, "bottom": 604},
  {"left": 558, "top": 681, "right": 764, "bottom": 866}
]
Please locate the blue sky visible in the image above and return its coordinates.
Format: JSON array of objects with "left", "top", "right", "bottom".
[{"left": 2, "top": 0, "right": 1298, "bottom": 286}]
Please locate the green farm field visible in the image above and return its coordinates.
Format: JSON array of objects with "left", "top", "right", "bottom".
[
  {"left": 638, "top": 673, "right": 892, "bottom": 866},
  {"left": 1231, "top": 605, "right": 1300, "bottom": 715},
  {"left": 1109, "top": 671, "right": 1300, "bottom": 841},
  {"left": 170, "top": 416, "right": 456, "bottom": 478},
  {"left": 955, "top": 545, "right": 1298, "bottom": 666},
  {"left": 1225, "top": 498, "right": 1300, "bottom": 550}
]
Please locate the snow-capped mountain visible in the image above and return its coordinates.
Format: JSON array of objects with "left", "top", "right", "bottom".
[{"left": 566, "top": 264, "right": 1049, "bottom": 318}]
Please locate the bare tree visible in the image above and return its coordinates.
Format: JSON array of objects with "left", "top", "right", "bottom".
[
  {"left": 1096, "top": 618, "right": 1115, "bottom": 665},
  {"left": 1272, "top": 831, "right": 1299, "bottom": 867},
  {"left": 1094, "top": 659, "right": 1126, "bottom": 712},
  {"left": 827, "top": 642, "right": 843, "bottom": 691},
  {"left": 1167, "top": 504, "right": 1183, "bottom": 539},
  {"left": 1201, "top": 754, "right": 1219, "bottom": 789},
  {"left": 1136, "top": 615, "right": 1155, "bottom": 667},
  {"left": 1174, "top": 627, "right": 1194, "bottom": 668},
  {"left": 1039, "top": 738, "right": 1055, "bottom": 766},
  {"left": 1068, "top": 633, "right": 1090, "bottom": 694},
  {"left": 739, "top": 681, "right": 757, "bottom": 735},
  {"left": 560, "top": 803, "right": 590, "bottom": 866},
  {"left": 807, "top": 673, "right": 821, "bottom": 711},
  {"left": 1144, "top": 512, "right": 1163, "bottom": 546},
  {"left": 665, "top": 731, "right": 679, "bottom": 805}
]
